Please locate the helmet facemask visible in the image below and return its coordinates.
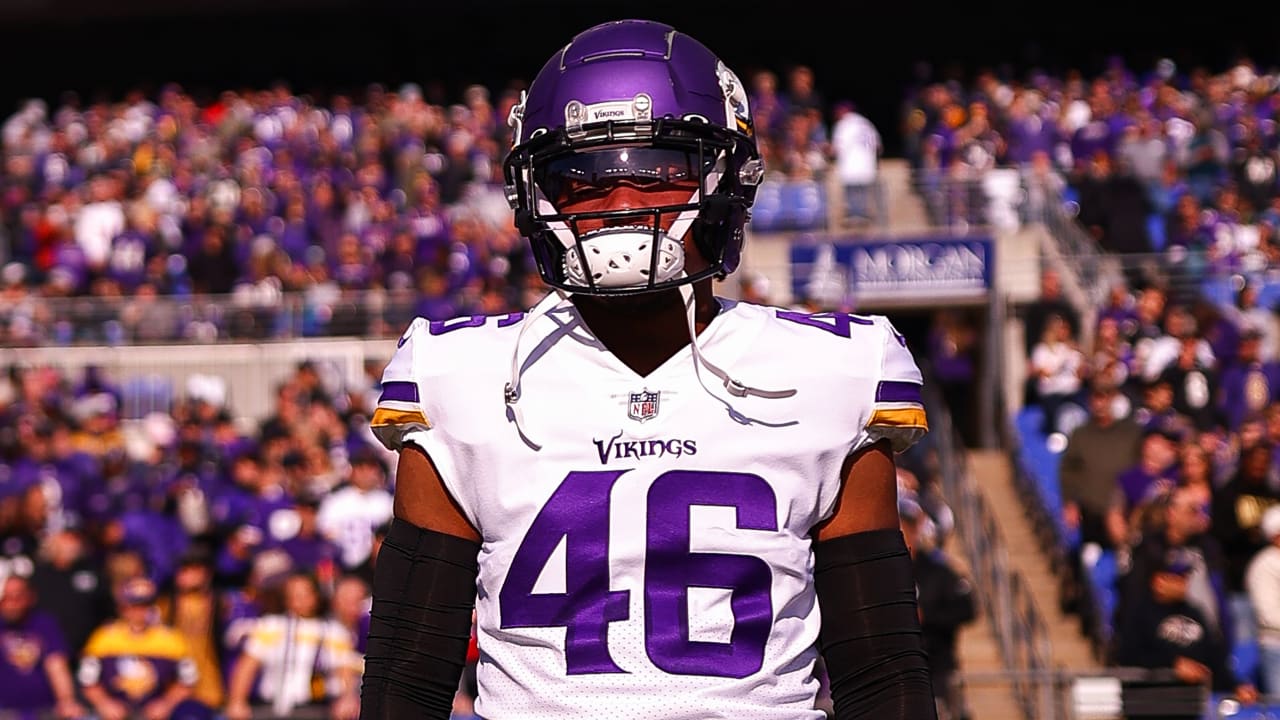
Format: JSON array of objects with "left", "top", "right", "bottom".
[{"left": 506, "top": 118, "right": 760, "bottom": 296}]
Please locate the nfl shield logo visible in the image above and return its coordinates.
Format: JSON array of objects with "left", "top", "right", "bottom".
[{"left": 628, "top": 390, "right": 660, "bottom": 423}]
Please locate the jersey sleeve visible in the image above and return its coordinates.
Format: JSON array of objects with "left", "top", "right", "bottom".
[
  {"left": 863, "top": 317, "right": 929, "bottom": 453},
  {"left": 365, "top": 315, "right": 485, "bottom": 532},
  {"left": 370, "top": 317, "right": 434, "bottom": 453}
]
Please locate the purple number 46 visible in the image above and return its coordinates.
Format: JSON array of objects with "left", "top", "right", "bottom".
[{"left": 499, "top": 470, "right": 777, "bottom": 678}]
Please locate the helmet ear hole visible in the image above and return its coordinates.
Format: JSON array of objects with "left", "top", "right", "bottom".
[
  {"left": 700, "top": 195, "right": 731, "bottom": 226},
  {"left": 691, "top": 221, "right": 721, "bottom": 267},
  {"left": 514, "top": 209, "right": 538, "bottom": 237}
]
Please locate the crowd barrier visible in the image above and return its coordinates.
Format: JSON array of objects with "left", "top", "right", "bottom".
[
  {"left": 956, "top": 666, "right": 1280, "bottom": 720},
  {"left": 0, "top": 336, "right": 389, "bottom": 425}
]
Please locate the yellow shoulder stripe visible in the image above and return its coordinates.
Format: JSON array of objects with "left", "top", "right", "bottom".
[
  {"left": 868, "top": 407, "right": 929, "bottom": 430},
  {"left": 371, "top": 408, "right": 431, "bottom": 429}
]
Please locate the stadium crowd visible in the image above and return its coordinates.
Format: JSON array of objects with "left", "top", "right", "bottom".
[
  {"left": 0, "top": 357, "right": 962, "bottom": 720},
  {"left": 0, "top": 63, "right": 841, "bottom": 347},
  {"left": 900, "top": 52, "right": 1280, "bottom": 295},
  {"left": 960, "top": 55, "right": 1280, "bottom": 701},
  {"left": 18, "top": 42, "right": 1280, "bottom": 717},
  {"left": 0, "top": 65, "right": 983, "bottom": 720},
  {"left": 0, "top": 359, "right": 392, "bottom": 720}
]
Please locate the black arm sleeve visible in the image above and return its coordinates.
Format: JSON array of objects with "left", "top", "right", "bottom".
[
  {"left": 814, "top": 528, "right": 937, "bottom": 720},
  {"left": 359, "top": 518, "right": 481, "bottom": 720}
]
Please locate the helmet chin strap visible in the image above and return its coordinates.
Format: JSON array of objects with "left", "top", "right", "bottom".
[
  {"left": 677, "top": 283, "right": 799, "bottom": 427},
  {"left": 504, "top": 289, "right": 573, "bottom": 451},
  {"left": 504, "top": 281, "right": 799, "bottom": 452}
]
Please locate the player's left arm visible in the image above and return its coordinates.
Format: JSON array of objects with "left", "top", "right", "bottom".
[{"left": 811, "top": 318, "right": 936, "bottom": 720}]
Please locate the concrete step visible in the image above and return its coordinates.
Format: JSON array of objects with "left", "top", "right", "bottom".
[
  {"left": 962, "top": 449, "right": 1100, "bottom": 671},
  {"left": 956, "top": 612, "right": 1027, "bottom": 720}
]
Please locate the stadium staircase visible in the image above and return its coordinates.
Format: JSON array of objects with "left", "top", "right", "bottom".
[
  {"left": 960, "top": 449, "right": 1101, "bottom": 665},
  {"left": 948, "top": 448, "right": 1102, "bottom": 718}
]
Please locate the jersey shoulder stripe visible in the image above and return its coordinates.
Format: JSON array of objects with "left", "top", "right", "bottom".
[
  {"left": 862, "top": 316, "right": 928, "bottom": 450},
  {"left": 371, "top": 313, "right": 521, "bottom": 451}
]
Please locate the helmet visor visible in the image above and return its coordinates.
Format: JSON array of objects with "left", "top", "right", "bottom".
[{"left": 534, "top": 146, "right": 714, "bottom": 209}]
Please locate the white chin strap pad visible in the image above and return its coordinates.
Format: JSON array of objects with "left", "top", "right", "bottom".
[{"left": 563, "top": 228, "right": 685, "bottom": 289}]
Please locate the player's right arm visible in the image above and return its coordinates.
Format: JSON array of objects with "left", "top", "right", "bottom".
[{"left": 360, "top": 318, "right": 482, "bottom": 720}]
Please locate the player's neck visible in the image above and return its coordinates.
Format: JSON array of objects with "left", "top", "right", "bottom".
[{"left": 571, "top": 282, "right": 719, "bottom": 377}]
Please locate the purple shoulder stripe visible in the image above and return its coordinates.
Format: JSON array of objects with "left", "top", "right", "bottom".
[
  {"left": 379, "top": 381, "right": 420, "bottom": 404},
  {"left": 875, "top": 380, "right": 922, "bottom": 405}
]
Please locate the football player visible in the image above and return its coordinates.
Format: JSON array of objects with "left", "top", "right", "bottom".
[{"left": 360, "top": 18, "right": 935, "bottom": 720}]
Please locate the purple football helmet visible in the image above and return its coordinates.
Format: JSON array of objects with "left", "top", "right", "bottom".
[{"left": 503, "top": 19, "right": 764, "bottom": 295}]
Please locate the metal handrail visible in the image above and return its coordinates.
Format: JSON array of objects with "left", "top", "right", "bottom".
[{"left": 928, "top": 377, "right": 1057, "bottom": 719}]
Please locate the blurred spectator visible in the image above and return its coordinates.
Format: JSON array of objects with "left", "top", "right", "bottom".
[
  {"left": 1175, "top": 442, "right": 1217, "bottom": 509},
  {"left": 209, "top": 451, "right": 292, "bottom": 587},
  {"left": 73, "top": 174, "right": 126, "bottom": 277},
  {"left": 316, "top": 448, "right": 393, "bottom": 574},
  {"left": 1193, "top": 297, "right": 1241, "bottom": 370},
  {"left": 218, "top": 549, "right": 291, "bottom": 692},
  {"left": 77, "top": 576, "right": 205, "bottom": 720},
  {"left": 1087, "top": 315, "right": 1135, "bottom": 398},
  {"left": 29, "top": 528, "right": 112, "bottom": 665},
  {"left": 1153, "top": 342, "right": 1221, "bottom": 434},
  {"left": 1020, "top": 150, "right": 1068, "bottom": 225},
  {"left": 1219, "top": 329, "right": 1280, "bottom": 432},
  {"left": 1225, "top": 282, "right": 1279, "bottom": 362},
  {"left": 1108, "top": 427, "right": 1182, "bottom": 547},
  {"left": 329, "top": 574, "right": 370, "bottom": 658},
  {"left": 902, "top": 498, "right": 975, "bottom": 720},
  {"left": 1183, "top": 110, "right": 1230, "bottom": 205},
  {"left": 224, "top": 572, "right": 359, "bottom": 720},
  {"left": 157, "top": 545, "right": 224, "bottom": 712},
  {"left": 830, "top": 100, "right": 884, "bottom": 227},
  {"left": 1114, "top": 548, "right": 1256, "bottom": 703},
  {"left": 1121, "top": 485, "right": 1229, "bottom": 637},
  {"left": 1029, "top": 313, "right": 1088, "bottom": 436},
  {"left": 1059, "top": 382, "right": 1142, "bottom": 614},
  {"left": 270, "top": 489, "right": 341, "bottom": 590},
  {"left": 1022, "top": 267, "right": 1080, "bottom": 362},
  {"left": 0, "top": 574, "right": 85, "bottom": 720},
  {"left": 1073, "top": 150, "right": 1155, "bottom": 270},
  {"left": 928, "top": 309, "right": 979, "bottom": 447},
  {"left": 1211, "top": 442, "right": 1280, "bottom": 650},
  {"left": 1245, "top": 505, "right": 1280, "bottom": 696}
]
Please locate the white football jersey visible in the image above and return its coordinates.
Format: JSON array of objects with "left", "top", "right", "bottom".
[{"left": 371, "top": 296, "right": 928, "bottom": 720}]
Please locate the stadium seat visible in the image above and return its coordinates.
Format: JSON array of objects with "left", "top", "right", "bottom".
[
  {"left": 121, "top": 374, "right": 174, "bottom": 419},
  {"left": 1199, "top": 277, "right": 1236, "bottom": 307},
  {"left": 778, "top": 180, "right": 827, "bottom": 231},
  {"left": 749, "top": 182, "right": 783, "bottom": 232},
  {"left": 1231, "top": 638, "right": 1261, "bottom": 689},
  {"left": 1213, "top": 694, "right": 1280, "bottom": 719},
  {"left": 1085, "top": 549, "right": 1118, "bottom": 642},
  {"left": 1013, "top": 405, "right": 1069, "bottom": 544},
  {"left": 1146, "top": 213, "right": 1167, "bottom": 252}
]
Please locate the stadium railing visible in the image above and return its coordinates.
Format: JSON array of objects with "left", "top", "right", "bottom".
[
  {"left": 953, "top": 666, "right": 1279, "bottom": 720},
  {"left": 0, "top": 288, "right": 414, "bottom": 346},
  {"left": 0, "top": 334, "right": 389, "bottom": 424},
  {"left": 928, "top": 377, "right": 1060, "bottom": 719}
]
